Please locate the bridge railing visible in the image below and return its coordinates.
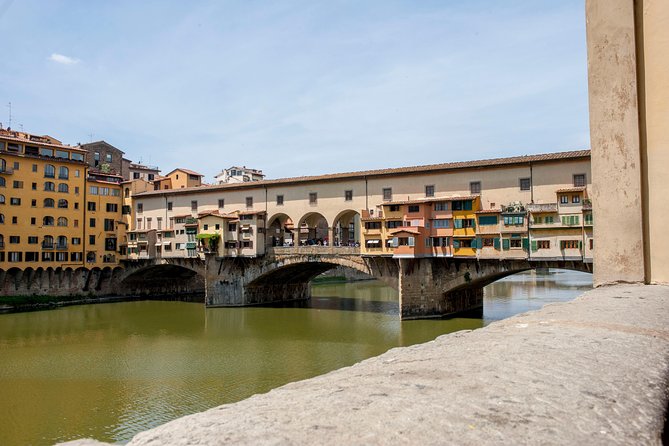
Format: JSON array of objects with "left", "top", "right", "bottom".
[{"left": 268, "top": 246, "right": 361, "bottom": 256}]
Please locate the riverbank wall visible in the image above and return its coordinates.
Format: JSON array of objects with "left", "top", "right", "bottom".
[{"left": 60, "top": 284, "right": 669, "bottom": 445}]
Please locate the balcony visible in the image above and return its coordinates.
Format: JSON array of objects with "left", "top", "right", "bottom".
[
  {"left": 527, "top": 203, "right": 558, "bottom": 213},
  {"left": 0, "top": 166, "right": 13, "bottom": 174},
  {"left": 41, "top": 242, "right": 54, "bottom": 250}
]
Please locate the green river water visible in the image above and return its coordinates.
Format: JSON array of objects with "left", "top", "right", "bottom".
[{"left": 0, "top": 269, "right": 592, "bottom": 445}]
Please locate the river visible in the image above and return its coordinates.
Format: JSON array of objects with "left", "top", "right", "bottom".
[{"left": 0, "top": 269, "right": 592, "bottom": 446}]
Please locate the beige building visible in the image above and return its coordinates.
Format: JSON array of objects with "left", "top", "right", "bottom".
[{"left": 129, "top": 150, "right": 591, "bottom": 260}]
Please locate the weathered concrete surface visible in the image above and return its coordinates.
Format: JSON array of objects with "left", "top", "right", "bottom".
[{"left": 59, "top": 284, "right": 669, "bottom": 446}]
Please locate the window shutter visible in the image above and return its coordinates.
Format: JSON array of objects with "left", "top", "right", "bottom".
[
  {"left": 392, "top": 237, "right": 398, "bottom": 247},
  {"left": 453, "top": 239, "right": 460, "bottom": 249},
  {"left": 408, "top": 236, "right": 415, "bottom": 247},
  {"left": 464, "top": 200, "right": 472, "bottom": 211},
  {"left": 578, "top": 240, "right": 583, "bottom": 250},
  {"left": 531, "top": 240, "right": 538, "bottom": 252},
  {"left": 502, "top": 239, "right": 510, "bottom": 250},
  {"left": 494, "top": 238, "right": 500, "bottom": 250},
  {"left": 471, "top": 220, "right": 476, "bottom": 229},
  {"left": 522, "top": 238, "right": 529, "bottom": 251}
]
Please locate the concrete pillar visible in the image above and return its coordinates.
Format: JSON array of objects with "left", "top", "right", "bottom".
[{"left": 586, "top": 0, "right": 669, "bottom": 285}]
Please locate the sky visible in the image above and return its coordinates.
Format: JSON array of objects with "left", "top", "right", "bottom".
[{"left": 0, "top": 0, "right": 589, "bottom": 182}]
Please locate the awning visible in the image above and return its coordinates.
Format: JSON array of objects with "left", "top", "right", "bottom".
[{"left": 366, "top": 240, "right": 381, "bottom": 245}]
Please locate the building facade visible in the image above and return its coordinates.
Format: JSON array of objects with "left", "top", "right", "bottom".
[{"left": 214, "top": 166, "right": 265, "bottom": 184}]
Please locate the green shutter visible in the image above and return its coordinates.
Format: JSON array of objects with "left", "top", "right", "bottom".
[
  {"left": 502, "top": 239, "right": 510, "bottom": 250},
  {"left": 522, "top": 238, "right": 529, "bottom": 251},
  {"left": 464, "top": 200, "right": 472, "bottom": 211},
  {"left": 474, "top": 238, "right": 481, "bottom": 249},
  {"left": 531, "top": 240, "right": 538, "bottom": 252},
  {"left": 562, "top": 216, "right": 568, "bottom": 226},
  {"left": 453, "top": 239, "right": 460, "bottom": 249},
  {"left": 494, "top": 238, "right": 500, "bottom": 250},
  {"left": 454, "top": 219, "right": 462, "bottom": 229},
  {"left": 471, "top": 219, "right": 476, "bottom": 229}
]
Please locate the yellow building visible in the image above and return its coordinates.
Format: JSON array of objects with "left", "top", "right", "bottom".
[
  {"left": 0, "top": 129, "right": 88, "bottom": 269},
  {"left": 452, "top": 196, "right": 480, "bottom": 257},
  {"left": 153, "top": 168, "right": 204, "bottom": 190},
  {"left": 85, "top": 176, "right": 124, "bottom": 266}
]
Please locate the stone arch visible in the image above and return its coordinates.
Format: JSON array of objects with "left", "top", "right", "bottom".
[
  {"left": 267, "top": 212, "right": 296, "bottom": 247},
  {"left": 332, "top": 209, "right": 360, "bottom": 247},
  {"left": 297, "top": 212, "right": 329, "bottom": 246},
  {"left": 120, "top": 262, "right": 205, "bottom": 297}
]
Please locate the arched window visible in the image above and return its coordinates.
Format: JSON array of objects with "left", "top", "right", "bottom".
[
  {"left": 44, "top": 198, "right": 55, "bottom": 208},
  {"left": 0, "top": 158, "right": 6, "bottom": 172},
  {"left": 42, "top": 235, "right": 54, "bottom": 249},
  {"left": 44, "top": 182, "right": 55, "bottom": 192},
  {"left": 0, "top": 234, "right": 3, "bottom": 245},
  {"left": 0, "top": 213, "right": 4, "bottom": 224},
  {"left": 124, "top": 188, "right": 130, "bottom": 198},
  {"left": 0, "top": 177, "right": 5, "bottom": 187},
  {"left": 43, "top": 216, "right": 54, "bottom": 226},
  {"left": 58, "top": 166, "right": 69, "bottom": 179},
  {"left": 57, "top": 235, "right": 67, "bottom": 248},
  {"left": 0, "top": 194, "right": 4, "bottom": 204},
  {"left": 58, "top": 183, "right": 69, "bottom": 193},
  {"left": 57, "top": 217, "right": 68, "bottom": 227},
  {"left": 58, "top": 199, "right": 68, "bottom": 208},
  {"left": 86, "top": 251, "right": 96, "bottom": 263},
  {"left": 44, "top": 164, "right": 55, "bottom": 178}
]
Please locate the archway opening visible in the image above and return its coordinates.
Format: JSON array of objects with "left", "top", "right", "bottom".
[
  {"left": 332, "top": 209, "right": 360, "bottom": 247},
  {"left": 121, "top": 264, "right": 205, "bottom": 299},
  {"left": 267, "top": 213, "right": 295, "bottom": 247},
  {"left": 297, "top": 212, "right": 329, "bottom": 246}
]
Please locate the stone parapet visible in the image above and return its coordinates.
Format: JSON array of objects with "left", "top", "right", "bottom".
[{"left": 59, "top": 284, "right": 669, "bottom": 446}]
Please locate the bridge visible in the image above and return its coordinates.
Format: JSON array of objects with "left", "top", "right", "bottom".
[{"left": 116, "top": 247, "right": 591, "bottom": 319}]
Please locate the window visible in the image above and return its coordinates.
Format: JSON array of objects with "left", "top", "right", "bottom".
[
  {"left": 58, "top": 183, "right": 68, "bottom": 193},
  {"left": 10, "top": 197, "right": 20, "bottom": 205},
  {"left": 0, "top": 213, "right": 3, "bottom": 223},
  {"left": 31, "top": 217, "right": 36, "bottom": 225},
  {"left": 104, "top": 219, "right": 115, "bottom": 231},
  {"left": 74, "top": 186, "right": 79, "bottom": 195},
  {"left": 167, "top": 202, "right": 173, "bottom": 211},
  {"left": 31, "top": 183, "right": 36, "bottom": 190},
  {"left": 9, "top": 235, "right": 20, "bottom": 243},
  {"left": 75, "top": 170, "right": 80, "bottom": 177},
  {"left": 12, "top": 180, "right": 23, "bottom": 189},
  {"left": 433, "top": 219, "right": 450, "bottom": 228},
  {"left": 11, "top": 216, "right": 16, "bottom": 224},
  {"left": 510, "top": 239, "right": 522, "bottom": 248},
  {"left": 470, "top": 181, "right": 481, "bottom": 194},
  {"left": 389, "top": 205, "right": 400, "bottom": 212},
  {"left": 482, "top": 237, "right": 495, "bottom": 247},
  {"left": 365, "top": 221, "right": 382, "bottom": 230},
  {"left": 537, "top": 240, "right": 550, "bottom": 249},
  {"left": 572, "top": 195, "right": 580, "bottom": 204},
  {"left": 90, "top": 218, "right": 96, "bottom": 228},
  {"left": 561, "top": 215, "right": 580, "bottom": 226},
  {"left": 382, "top": 188, "right": 392, "bottom": 201},
  {"left": 146, "top": 218, "right": 152, "bottom": 229},
  {"left": 218, "top": 199, "right": 225, "bottom": 208},
  {"left": 560, "top": 195, "right": 569, "bottom": 204},
  {"left": 246, "top": 197, "right": 253, "bottom": 208},
  {"left": 503, "top": 215, "right": 524, "bottom": 226},
  {"left": 386, "top": 220, "right": 403, "bottom": 229},
  {"left": 191, "top": 200, "right": 198, "bottom": 211},
  {"left": 560, "top": 240, "right": 579, "bottom": 249},
  {"left": 452, "top": 200, "right": 473, "bottom": 211},
  {"left": 44, "top": 164, "right": 55, "bottom": 178},
  {"left": 215, "top": 224, "right": 220, "bottom": 230},
  {"left": 478, "top": 215, "right": 498, "bottom": 225},
  {"left": 425, "top": 185, "right": 434, "bottom": 197},
  {"left": 44, "top": 182, "right": 55, "bottom": 191},
  {"left": 58, "top": 166, "right": 69, "bottom": 179},
  {"left": 148, "top": 174, "right": 154, "bottom": 181},
  {"left": 43, "top": 216, "right": 54, "bottom": 226},
  {"left": 276, "top": 195, "right": 284, "bottom": 205},
  {"left": 0, "top": 177, "right": 4, "bottom": 187},
  {"left": 434, "top": 202, "right": 448, "bottom": 211},
  {"left": 87, "top": 202, "right": 96, "bottom": 211},
  {"left": 137, "top": 203, "right": 143, "bottom": 213},
  {"left": 585, "top": 213, "right": 593, "bottom": 225},
  {"left": 8, "top": 252, "right": 22, "bottom": 262},
  {"left": 309, "top": 192, "right": 317, "bottom": 204},
  {"left": 453, "top": 218, "right": 476, "bottom": 228},
  {"left": 72, "top": 237, "right": 81, "bottom": 245},
  {"left": 106, "top": 203, "right": 118, "bottom": 212},
  {"left": 89, "top": 186, "right": 98, "bottom": 195},
  {"left": 28, "top": 236, "right": 38, "bottom": 244},
  {"left": 157, "top": 217, "right": 162, "bottom": 230},
  {"left": 89, "top": 235, "right": 96, "bottom": 245},
  {"left": 44, "top": 198, "right": 55, "bottom": 208},
  {"left": 94, "top": 152, "right": 100, "bottom": 161},
  {"left": 519, "top": 178, "right": 531, "bottom": 191},
  {"left": 133, "top": 172, "right": 140, "bottom": 179},
  {"left": 408, "top": 205, "right": 420, "bottom": 213},
  {"left": 589, "top": 239, "right": 594, "bottom": 250},
  {"left": 573, "top": 174, "right": 586, "bottom": 187},
  {"left": 122, "top": 205, "right": 131, "bottom": 215},
  {"left": 228, "top": 223, "right": 237, "bottom": 232},
  {"left": 32, "top": 164, "right": 37, "bottom": 172},
  {"left": 106, "top": 153, "right": 112, "bottom": 163}
]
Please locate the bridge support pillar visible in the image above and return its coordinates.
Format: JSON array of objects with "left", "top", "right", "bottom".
[{"left": 398, "top": 258, "right": 483, "bottom": 320}]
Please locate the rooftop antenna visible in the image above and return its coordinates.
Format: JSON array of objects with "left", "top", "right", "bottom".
[
  {"left": 7, "top": 102, "right": 12, "bottom": 129},
  {"left": 88, "top": 133, "right": 94, "bottom": 143},
  {"left": 19, "top": 123, "right": 23, "bottom": 132}
]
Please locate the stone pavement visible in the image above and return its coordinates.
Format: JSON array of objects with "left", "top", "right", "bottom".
[{"left": 60, "top": 284, "right": 669, "bottom": 446}]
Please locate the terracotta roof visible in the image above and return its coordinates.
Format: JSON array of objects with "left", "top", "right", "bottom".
[
  {"left": 382, "top": 195, "right": 479, "bottom": 206},
  {"left": 476, "top": 209, "right": 501, "bottom": 214},
  {"left": 556, "top": 186, "right": 587, "bottom": 193},
  {"left": 136, "top": 150, "right": 591, "bottom": 198},
  {"left": 389, "top": 227, "right": 422, "bottom": 235},
  {"left": 167, "top": 168, "right": 204, "bottom": 177},
  {"left": 0, "top": 129, "right": 84, "bottom": 151}
]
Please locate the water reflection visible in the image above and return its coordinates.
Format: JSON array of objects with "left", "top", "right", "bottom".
[{"left": 0, "top": 269, "right": 591, "bottom": 446}]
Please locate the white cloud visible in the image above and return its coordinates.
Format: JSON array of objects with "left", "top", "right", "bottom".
[{"left": 48, "top": 53, "right": 80, "bottom": 65}]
